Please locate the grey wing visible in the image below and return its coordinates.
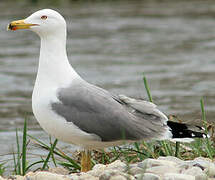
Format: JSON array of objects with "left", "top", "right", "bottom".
[{"left": 51, "top": 81, "right": 171, "bottom": 142}]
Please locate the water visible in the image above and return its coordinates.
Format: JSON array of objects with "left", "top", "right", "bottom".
[{"left": 0, "top": 0, "right": 215, "bottom": 173}]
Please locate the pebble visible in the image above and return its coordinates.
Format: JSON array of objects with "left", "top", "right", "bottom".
[
  {"left": 106, "top": 160, "right": 127, "bottom": 172},
  {"left": 99, "top": 170, "right": 119, "bottom": 180},
  {"left": 138, "top": 159, "right": 178, "bottom": 169},
  {"left": 158, "top": 156, "right": 184, "bottom": 164},
  {"left": 79, "top": 173, "right": 98, "bottom": 180},
  {"left": 163, "top": 173, "right": 195, "bottom": 180},
  {"left": 48, "top": 167, "right": 70, "bottom": 175},
  {"left": 109, "top": 175, "right": 127, "bottom": 180},
  {"left": 88, "top": 164, "right": 107, "bottom": 177},
  {"left": 195, "top": 173, "right": 208, "bottom": 180},
  {"left": 135, "top": 173, "right": 161, "bottom": 180},
  {"left": 1, "top": 157, "right": 214, "bottom": 180},
  {"left": 182, "top": 166, "right": 203, "bottom": 176},
  {"left": 128, "top": 166, "right": 144, "bottom": 175},
  {"left": 25, "top": 171, "right": 70, "bottom": 180},
  {"left": 145, "top": 165, "right": 179, "bottom": 175}
]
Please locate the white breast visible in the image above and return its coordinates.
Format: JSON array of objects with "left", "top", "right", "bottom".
[{"left": 32, "top": 83, "right": 100, "bottom": 147}]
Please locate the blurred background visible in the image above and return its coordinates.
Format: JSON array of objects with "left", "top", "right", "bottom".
[{"left": 0, "top": 0, "right": 215, "bottom": 170}]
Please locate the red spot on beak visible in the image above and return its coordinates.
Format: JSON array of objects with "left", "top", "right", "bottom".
[{"left": 12, "top": 27, "right": 17, "bottom": 31}]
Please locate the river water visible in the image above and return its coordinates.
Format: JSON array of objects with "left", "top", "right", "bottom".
[{"left": 0, "top": 0, "right": 215, "bottom": 173}]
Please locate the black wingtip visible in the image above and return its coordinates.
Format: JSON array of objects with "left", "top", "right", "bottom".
[{"left": 167, "top": 121, "right": 209, "bottom": 139}]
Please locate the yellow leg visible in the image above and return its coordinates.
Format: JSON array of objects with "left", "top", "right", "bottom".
[{"left": 81, "top": 150, "right": 91, "bottom": 172}]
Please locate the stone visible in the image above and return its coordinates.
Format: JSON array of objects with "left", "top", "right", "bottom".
[
  {"left": 158, "top": 156, "right": 184, "bottom": 164},
  {"left": 99, "top": 169, "right": 134, "bottom": 180},
  {"left": 88, "top": 164, "right": 107, "bottom": 177},
  {"left": 184, "top": 157, "right": 215, "bottom": 177},
  {"left": 182, "top": 166, "right": 207, "bottom": 180},
  {"left": 25, "top": 171, "right": 70, "bottom": 180},
  {"left": 128, "top": 166, "right": 144, "bottom": 175},
  {"left": 135, "top": 173, "right": 161, "bottom": 180},
  {"left": 48, "top": 167, "right": 69, "bottom": 175},
  {"left": 79, "top": 173, "right": 98, "bottom": 180},
  {"left": 204, "top": 167, "right": 215, "bottom": 178},
  {"left": 119, "top": 173, "right": 135, "bottom": 180},
  {"left": 9, "top": 175, "right": 25, "bottom": 180},
  {"left": 128, "top": 163, "right": 138, "bottom": 169},
  {"left": 145, "top": 165, "right": 179, "bottom": 175},
  {"left": 163, "top": 173, "right": 195, "bottom": 180},
  {"left": 99, "top": 170, "right": 119, "bottom": 180},
  {"left": 106, "top": 160, "right": 127, "bottom": 172},
  {"left": 182, "top": 166, "right": 202, "bottom": 175},
  {"left": 195, "top": 173, "right": 208, "bottom": 180},
  {"left": 93, "top": 164, "right": 107, "bottom": 170},
  {"left": 203, "top": 162, "right": 215, "bottom": 177},
  {"left": 109, "top": 175, "right": 127, "bottom": 180},
  {"left": 3, "top": 157, "right": 213, "bottom": 180},
  {"left": 186, "top": 157, "right": 212, "bottom": 169},
  {"left": 67, "top": 174, "right": 80, "bottom": 180},
  {"left": 176, "top": 163, "right": 190, "bottom": 173},
  {"left": 138, "top": 159, "right": 178, "bottom": 169}
]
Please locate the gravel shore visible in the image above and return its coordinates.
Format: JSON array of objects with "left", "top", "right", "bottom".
[{"left": 2, "top": 156, "right": 215, "bottom": 180}]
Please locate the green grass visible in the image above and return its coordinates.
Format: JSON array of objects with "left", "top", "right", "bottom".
[
  {"left": 0, "top": 163, "right": 5, "bottom": 176},
  {"left": 1, "top": 74, "right": 214, "bottom": 176}
]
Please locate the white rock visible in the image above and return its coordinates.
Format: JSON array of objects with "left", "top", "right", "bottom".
[
  {"left": 25, "top": 171, "right": 69, "bottom": 180},
  {"left": 48, "top": 167, "right": 69, "bottom": 175},
  {"left": 128, "top": 166, "right": 145, "bottom": 175},
  {"left": 203, "top": 162, "right": 215, "bottom": 177},
  {"left": 88, "top": 164, "right": 107, "bottom": 177},
  {"left": 68, "top": 174, "right": 80, "bottom": 180},
  {"left": 185, "top": 157, "right": 215, "bottom": 177},
  {"left": 176, "top": 163, "right": 190, "bottom": 172},
  {"left": 182, "top": 166, "right": 207, "bottom": 180},
  {"left": 158, "top": 156, "right": 184, "bottom": 164},
  {"left": 145, "top": 165, "right": 179, "bottom": 175},
  {"left": 204, "top": 166, "right": 215, "bottom": 178},
  {"left": 182, "top": 166, "right": 202, "bottom": 175},
  {"left": 99, "top": 169, "right": 134, "bottom": 180},
  {"left": 195, "top": 173, "right": 208, "bottom": 180},
  {"left": 109, "top": 175, "right": 127, "bottom": 180},
  {"left": 138, "top": 159, "right": 178, "bottom": 169},
  {"left": 186, "top": 157, "right": 212, "bottom": 169},
  {"left": 129, "top": 163, "right": 138, "bottom": 169},
  {"left": 10, "top": 176, "right": 25, "bottom": 180},
  {"left": 135, "top": 173, "right": 161, "bottom": 180},
  {"left": 79, "top": 173, "right": 98, "bottom": 180},
  {"left": 106, "top": 160, "right": 127, "bottom": 172},
  {"left": 99, "top": 170, "right": 119, "bottom": 180},
  {"left": 163, "top": 173, "right": 195, "bottom": 180},
  {"left": 93, "top": 164, "right": 107, "bottom": 170}
]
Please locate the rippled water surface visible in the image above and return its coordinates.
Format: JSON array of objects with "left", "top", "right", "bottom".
[{"left": 0, "top": 0, "right": 215, "bottom": 171}]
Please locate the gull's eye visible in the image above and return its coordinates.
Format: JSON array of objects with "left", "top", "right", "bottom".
[{"left": 41, "top": 15, "right": 47, "bottom": 20}]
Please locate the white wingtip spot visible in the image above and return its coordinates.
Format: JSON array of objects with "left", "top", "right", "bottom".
[
  {"left": 203, "top": 134, "right": 206, "bottom": 138},
  {"left": 203, "top": 134, "right": 210, "bottom": 138}
]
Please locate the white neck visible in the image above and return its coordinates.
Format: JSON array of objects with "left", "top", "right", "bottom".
[{"left": 34, "top": 32, "right": 81, "bottom": 90}]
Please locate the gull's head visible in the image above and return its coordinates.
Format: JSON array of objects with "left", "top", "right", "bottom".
[{"left": 8, "top": 9, "right": 66, "bottom": 37}]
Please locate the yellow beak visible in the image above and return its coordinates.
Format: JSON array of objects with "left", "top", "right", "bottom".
[{"left": 7, "top": 19, "right": 38, "bottom": 31}]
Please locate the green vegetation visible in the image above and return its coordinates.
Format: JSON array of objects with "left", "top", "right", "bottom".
[
  {"left": 0, "top": 163, "right": 5, "bottom": 176},
  {"left": 0, "top": 74, "right": 214, "bottom": 176}
]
